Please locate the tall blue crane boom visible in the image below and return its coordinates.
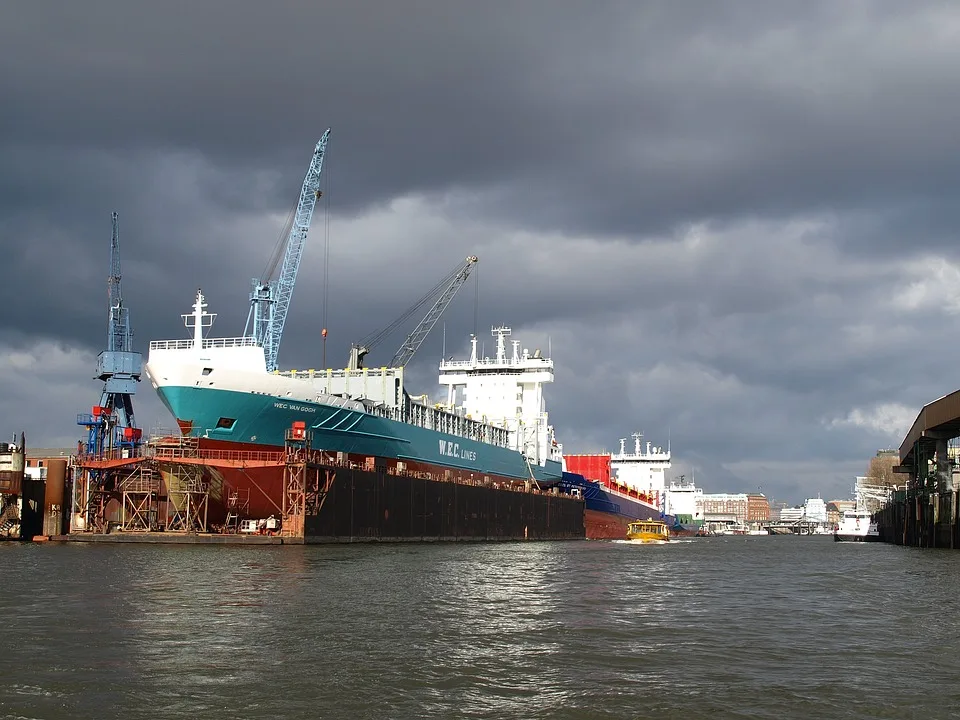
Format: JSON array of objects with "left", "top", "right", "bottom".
[{"left": 246, "top": 128, "right": 331, "bottom": 372}]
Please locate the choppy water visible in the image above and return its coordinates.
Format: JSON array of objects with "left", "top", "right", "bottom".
[{"left": 1, "top": 536, "right": 959, "bottom": 719}]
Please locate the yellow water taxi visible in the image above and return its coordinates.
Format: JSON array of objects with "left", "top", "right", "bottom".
[{"left": 626, "top": 519, "right": 670, "bottom": 543}]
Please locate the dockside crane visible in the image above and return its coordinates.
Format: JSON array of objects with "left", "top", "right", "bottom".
[
  {"left": 245, "top": 128, "right": 331, "bottom": 372},
  {"left": 348, "top": 255, "right": 478, "bottom": 370},
  {"left": 78, "top": 212, "right": 143, "bottom": 455}
]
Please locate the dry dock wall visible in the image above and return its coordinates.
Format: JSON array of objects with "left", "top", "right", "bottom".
[{"left": 304, "top": 467, "right": 585, "bottom": 542}]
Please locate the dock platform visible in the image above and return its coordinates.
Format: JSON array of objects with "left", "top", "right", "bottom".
[{"left": 49, "top": 533, "right": 297, "bottom": 545}]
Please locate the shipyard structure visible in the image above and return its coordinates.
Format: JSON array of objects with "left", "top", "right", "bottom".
[
  {"left": 40, "top": 134, "right": 588, "bottom": 545},
  {"left": 66, "top": 293, "right": 584, "bottom": 543}
]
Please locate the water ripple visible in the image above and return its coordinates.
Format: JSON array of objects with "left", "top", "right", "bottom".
[{"left": 1, "top": 537, "right": 960, "bottom": 719}]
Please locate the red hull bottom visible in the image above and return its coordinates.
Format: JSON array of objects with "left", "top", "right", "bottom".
[
  {"left": 584, "top": 509, "right": 693, "bottom": 540},
  {"left": 584, "top": 509, "right": 636, "bottom": 540}
]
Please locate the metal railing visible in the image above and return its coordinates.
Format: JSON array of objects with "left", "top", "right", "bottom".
[
  {"left": 439, "top": 357, "right": 554, "bottom": 370},
  {"left": 153, "top": 447, "right": 284, "bottom": 463},
  {"left": 76, "top": 443, "right": 283, "bottom": 464},
  {"left": 148, "top": 337, "right": 259, "bottom": 351},
  {"left": 273, "top": 367, "right": 402, "bottom": 379}
]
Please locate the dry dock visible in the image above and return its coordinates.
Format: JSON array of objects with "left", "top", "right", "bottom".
[{"left": 60, "top": 430, "right": 585, "bottom": 545}]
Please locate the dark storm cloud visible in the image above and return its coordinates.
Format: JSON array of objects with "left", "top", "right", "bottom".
[
  {"left": 5, "top": 0, "right": 960, "bottom": 241},
  {"left": 3, "top": 1, "right": 960, "bottom": 501}
]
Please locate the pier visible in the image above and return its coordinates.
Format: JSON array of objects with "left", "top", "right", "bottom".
[{"left": 877, "top": 389, "right": 960, "bottom": 547}]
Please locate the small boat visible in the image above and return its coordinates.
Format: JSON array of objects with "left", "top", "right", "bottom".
[
  {"left": 626, "top": 519, "right": 670, "bottom": 543},
  {"left": 833, "top": 508, "right": 881, "bottom": 542}
]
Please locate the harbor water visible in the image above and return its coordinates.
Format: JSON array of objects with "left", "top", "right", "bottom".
[{"left": 1, "top": 536, "right": 958, "bottom": 720}]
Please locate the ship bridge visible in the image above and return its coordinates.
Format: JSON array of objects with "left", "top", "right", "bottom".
[{"left": 439, "top": 326, "right": 560, "bottom": 466}]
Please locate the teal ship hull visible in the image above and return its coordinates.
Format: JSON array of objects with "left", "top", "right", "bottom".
[{"left": 158, "top": 385, "right": 563, "bottom": 484}]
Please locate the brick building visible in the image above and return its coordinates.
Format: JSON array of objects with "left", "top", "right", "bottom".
[
  {"left": 698, "top": 493, "right": 749, "bottom": 524},
  {"left": 746, "top": 493, "right": 770, "bottom": 522}
]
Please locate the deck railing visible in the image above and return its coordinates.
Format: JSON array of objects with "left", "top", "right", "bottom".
[{"left": 148, "top": 337, "right": 259, "bottom": 351}]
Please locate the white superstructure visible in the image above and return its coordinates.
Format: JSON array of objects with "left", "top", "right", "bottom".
[
  {"left": 665, "top": 474, "right": 703, "bottom": 521},
  {"left": 439, "top": 326, "right": 562, "bottom": 466},
  {"left": 610, "top": 433, "right": 671, "bottom": 496},
  {"left": 803, "top": 497, "right": 828, "bottom": 524}
]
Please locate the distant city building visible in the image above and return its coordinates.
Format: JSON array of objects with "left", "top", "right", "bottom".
[
  {"left": 779, "top": 507, "right": 804, "bottom": 523},
  {"left": 26, "top": 449, "right": 75, "bottom": 470},
  {"left": 698, "top": 493, "right": 749, "bottom": 524},
  {"left": 804, "top": 498, "right": 828, "bottom": 523},
  {"left": 767, "top": 500, "right": 789, "bottom": 521},
  {"left": 746, "top": 494, "right": 770, "bottom": 522}
]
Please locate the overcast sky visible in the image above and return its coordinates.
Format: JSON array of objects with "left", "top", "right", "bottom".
[{"left": 3, "top": 1, "right": 960, "bottom": 504}]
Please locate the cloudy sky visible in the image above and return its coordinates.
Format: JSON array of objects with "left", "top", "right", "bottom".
[{"left": 4, "top": 1, "right": 960, "bottom": 503}]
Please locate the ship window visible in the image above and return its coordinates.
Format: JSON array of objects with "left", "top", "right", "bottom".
[
  {"left": 216, "top": 417, "right": 236, "bottom": 430},
  {"left": 202, "top": 367, "right": 213, "bottom": 376}
]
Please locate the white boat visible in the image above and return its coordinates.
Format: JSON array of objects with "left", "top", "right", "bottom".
[{"left": 833, "top": 508, "right": 880, "bottom": 542}]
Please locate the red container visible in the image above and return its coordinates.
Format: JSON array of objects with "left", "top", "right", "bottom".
[{"left": 564, "top": 454, "right": 611, "bottom": 485}]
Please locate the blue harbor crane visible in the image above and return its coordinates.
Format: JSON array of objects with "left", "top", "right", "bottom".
[
  {"left": 77, "top": 212, "right": 143, "bottom": 455},
  {"left": 245, "top": 128, "right": 331, "bottom": 372}
]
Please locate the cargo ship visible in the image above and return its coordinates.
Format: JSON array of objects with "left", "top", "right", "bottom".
[
  {"left": 562, "top": 433, "right": 685, "bottom": 539},
  {"left": 141, "top": 291, "right": 583, "bottom": 541}
]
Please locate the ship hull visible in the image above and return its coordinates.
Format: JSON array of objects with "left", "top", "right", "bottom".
[
  {"left": 157, "top": 385, "right": 563, "bottom": 485},
  {"left": 560, "top": 472, "right": 676, "bottom": 540},
  {"left": 833, "top": 532, "right": 881, "bottom": 543}
]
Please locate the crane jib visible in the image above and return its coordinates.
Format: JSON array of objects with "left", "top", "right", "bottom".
[{"left": 246, "top": 128, "right": 332, "bottom": 372}]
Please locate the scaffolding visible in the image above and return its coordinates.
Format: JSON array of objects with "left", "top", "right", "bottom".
[
  {"left": 165, "top": 461, "right": 209, "bottom": 533},
  {"left": 77, "top": 465, "right": 116, "bottom": 534},
  {"left": 282, "top": 426, "right": 333, "bottom": 537},
  {"left": 119, "top": 463, "right": 160, "bottom": 531},
  {"left": 72, "top": 434, "right": 212, "bottom": 534},
  {"left": 225, "top": 487, "right": 251, "bottom": 533}
]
